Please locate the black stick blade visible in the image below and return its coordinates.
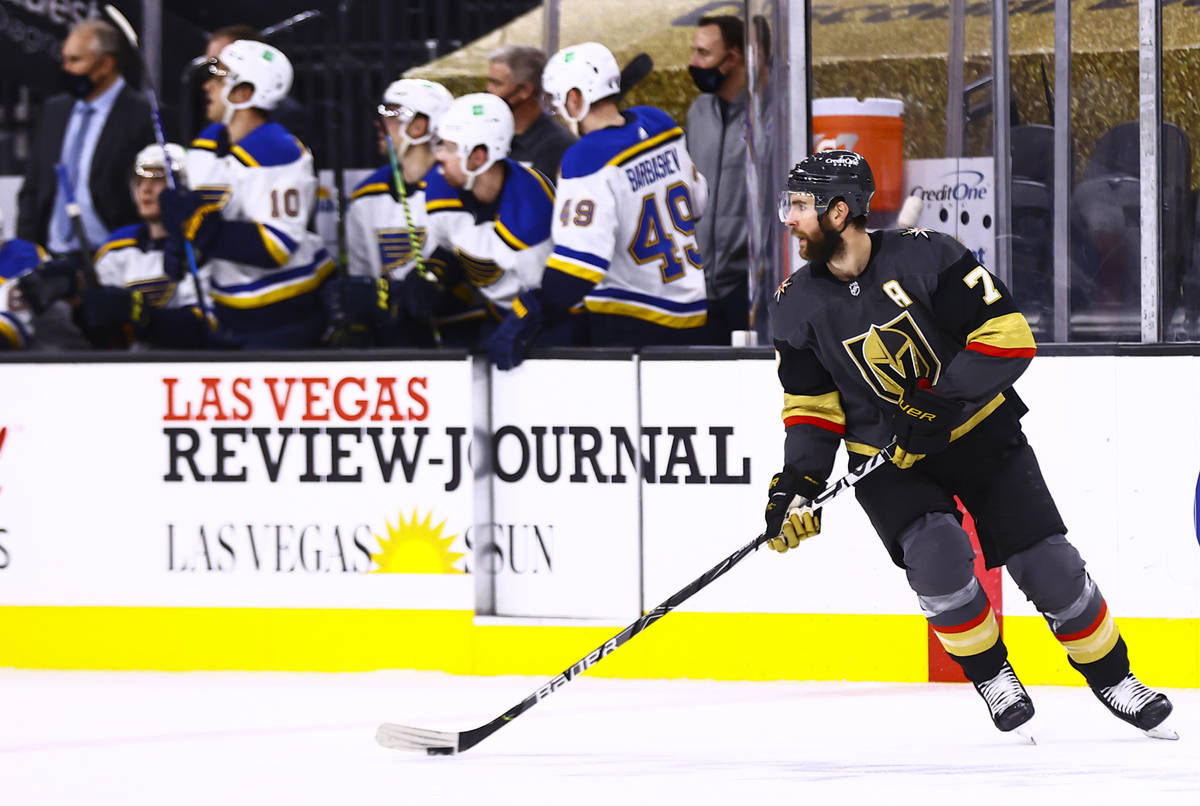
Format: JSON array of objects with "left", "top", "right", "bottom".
[{"left": 619, "top": 53, "right": 654, "bottom": 98}]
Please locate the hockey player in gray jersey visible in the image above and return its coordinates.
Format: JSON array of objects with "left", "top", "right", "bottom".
[
  {"left": 487, "top": 41, "right": 708, "bottom": 370},
  {"left": 765, "top": 150, "right": 1175, "bottom": 739},
  {"left": 75, "top": 143, "right": 213, "bottom": 349},
  {"left": 160, "top": 40, "right": 332, "bottom": 348}
]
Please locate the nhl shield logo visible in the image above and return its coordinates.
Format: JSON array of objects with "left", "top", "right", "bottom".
[{"left": 849, "top": 281, "right": 860, "bottom": 296}]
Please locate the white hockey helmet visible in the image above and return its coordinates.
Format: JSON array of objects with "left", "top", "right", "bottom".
[
  {"left": 542, "top": 42, "right": 621, "bottom": 132},
  {"left": 133, "top": 142, "right": 188, "bottom": 185},
  {"left": 211, "top": 40, "right": 293, "bottom": 123},
  {"left": 378, "top": 78, "right": 454, "bottom": 154},
  {"left": 436, "top": 92, "right": 514, "bottom": 191}
]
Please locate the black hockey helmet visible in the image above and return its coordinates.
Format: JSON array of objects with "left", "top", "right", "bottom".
[{"left": 779, "top": 150, "right": 876, "bottom": 222}]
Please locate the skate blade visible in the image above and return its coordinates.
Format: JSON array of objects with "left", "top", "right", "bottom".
[
  {"left": 1143, "top": 723, "right": 1179, "bottom": 741},
  {"left": 1014, "top": 723, "right": 1037, "bottom": 745}
]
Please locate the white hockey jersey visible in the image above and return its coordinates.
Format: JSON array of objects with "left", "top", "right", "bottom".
[
  {"left": 0, "top": 238, "right": 45, "bottom": 349},
  {"left": 547, "top": 106, "right": 708, "bottom": 329},
  {"left": 346, "top": 164, "right": 436, "bottom": 281},
  {"left": 186, "top": 122, "right": 333, "bottom": 331},
  {"left": 93, "top": 223, "right": 211, "bottom": 310},
  {"left": 423, "top": 160, "right": 555, "bottom": 314}
]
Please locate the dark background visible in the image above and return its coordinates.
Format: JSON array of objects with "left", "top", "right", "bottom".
[{"left": 0, "top": 0, "right": 540, "bottom": 174}]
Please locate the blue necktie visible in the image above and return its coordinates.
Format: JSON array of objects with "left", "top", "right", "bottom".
[{"left": 60, "top": 104, "right": 96, "bottom": 242}]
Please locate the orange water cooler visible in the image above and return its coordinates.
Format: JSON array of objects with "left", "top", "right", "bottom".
[{"left": 812, "top": 97, "right": 905, "bottom": 212}]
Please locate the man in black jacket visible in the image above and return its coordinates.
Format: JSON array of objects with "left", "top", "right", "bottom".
[{"left": 17, "top": 18, "right": 155, "bottom": 255}]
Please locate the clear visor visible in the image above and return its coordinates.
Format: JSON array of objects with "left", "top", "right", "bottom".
[
  {"left": 432, "top": 137, "right": 455, "bottom": 155},
  {"left": 377, "top": 103, "right": 418, "bottom": 123},
  {"left": 134, "top": 165, "right": 168, "bottom": 180},
  {"left": 778, "top": 190, "right": 819, "bottom": 223}
]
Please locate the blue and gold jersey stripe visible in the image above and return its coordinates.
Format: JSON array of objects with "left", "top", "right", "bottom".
[
  {"left": 427, "top": 198, "right": 465, "bottom": 212},
  {"left": 210, "top": 255, "right": 336, "bottom": 309},
  {"left": 606, "top": 127, "right": 684, "bottom": 168},
  {"left": 230, "top": 144, "right": 259, "bottom": 167},
  {"left": 495, "top": 219, "right": 530, "bottom": 251},
  {"left": 93, "top": 237, "right": 138, "bottom": 263},
  {"left": 352, "top": 182, "right": 391, "bottom": 201}
]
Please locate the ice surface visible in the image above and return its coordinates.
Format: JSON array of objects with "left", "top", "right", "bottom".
[{"left": 0, "top": 669, "right": 1195, "bottom": 805}]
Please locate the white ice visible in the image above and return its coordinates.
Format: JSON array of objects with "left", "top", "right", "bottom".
[{"left": 0, "top": 669, "right": 1196, "bottom": 805}]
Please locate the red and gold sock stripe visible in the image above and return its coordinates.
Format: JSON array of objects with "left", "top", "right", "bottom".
[
  {"left": 931, "top": 605, "right": 1001, "bottom": 658},
  {"left": 1055, "top": 600, "right": 1121, "bottom": 664}
]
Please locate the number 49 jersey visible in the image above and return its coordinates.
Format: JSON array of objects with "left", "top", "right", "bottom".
[{"left": 548, "top": 106, "right": 708, "bottom": 329}]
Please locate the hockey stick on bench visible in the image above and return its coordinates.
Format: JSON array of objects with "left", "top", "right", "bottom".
[
  {"left": 376, "top": 446, "right": 895, "bottom": 755},
  {"left": 103, "top": 4, "right": 213, "bottom": 327}
]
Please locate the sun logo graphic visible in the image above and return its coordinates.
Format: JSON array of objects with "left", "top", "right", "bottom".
[{"left": 370, "top": 509, "right": 465, "bottom": 574}]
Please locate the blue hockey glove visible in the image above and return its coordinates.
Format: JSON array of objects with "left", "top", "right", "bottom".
[
  {"left": 487, "top": 290, "right": 544, "bottom": 371},
  {"left": 159, "top": 188, "right": 223, "bottom": 254},
  {"left": 890, "top": 378, "right": 964, "bottom": 469},
  {"left": 161, "top": 235, "right": 190, "bottom": 282}
]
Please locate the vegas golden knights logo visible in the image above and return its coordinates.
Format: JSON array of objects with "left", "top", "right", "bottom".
[{"left": 842, "top": 311, "right": 942, "bottom": 402}]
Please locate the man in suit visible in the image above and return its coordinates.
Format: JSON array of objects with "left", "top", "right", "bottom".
[{"left": 17, "top": 18, "right": 156, "bottom": 255}]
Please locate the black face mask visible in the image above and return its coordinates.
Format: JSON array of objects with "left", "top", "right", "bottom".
[
  {"left": 688, "top": 63, "right": 728, "bottom": 94},
  {"left": 61, "top": 71, "right": 95, "bottom": 99}
]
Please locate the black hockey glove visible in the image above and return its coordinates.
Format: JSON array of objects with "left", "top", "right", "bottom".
[
  {"left": 17, "top": 257, "right": 82, "bottom": 315},
  {"left": 487, "top": 290, "right": 544, "bottom": 371},
  {"left": 321, "top": 276, "right": 392, "bottom": 347},
  {"left": 76, "top": 286, "right": 148, "bottom": 348},
  {"left": 398, "top": 267, "right": 446, "bottom": 321},
  {"left": 763, "top": 468, "right": 826, "bottom": 553},
  {"left": 890, "top": 379, "right": 964, "bottom": 469}
]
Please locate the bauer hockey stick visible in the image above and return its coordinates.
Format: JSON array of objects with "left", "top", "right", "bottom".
[
  {"left": 376, "top": 446, "right": 895, "bottom": 755},
  {"left": 104, "top": 4, "right": 213, "bottom": 326}
]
